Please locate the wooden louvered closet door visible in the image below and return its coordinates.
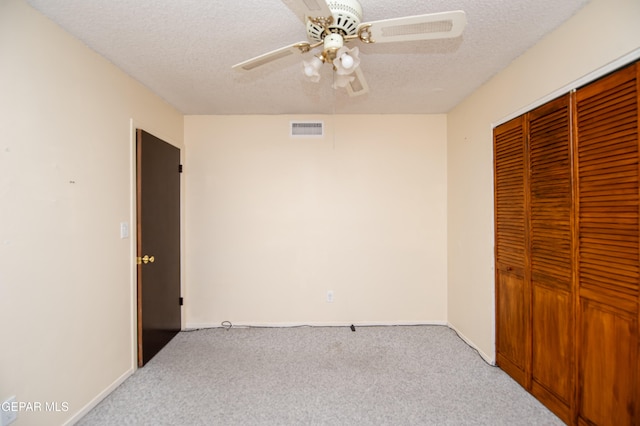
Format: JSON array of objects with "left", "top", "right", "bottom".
[
  {"left": 574, "top": 62, "right": 639, "bottom": 426},
  {"left": 528, "top": 94, "right": 573, "bottom": 423},
  {"left": 494, "top": 115, "right": 530, "bottom": 388},
  {"left": 494, "top": 60, "right": 640, "bottom": 425}
]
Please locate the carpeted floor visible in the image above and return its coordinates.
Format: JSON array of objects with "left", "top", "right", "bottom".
[{"left": 77, "top": 325, "right": 562, "bottom": 425}]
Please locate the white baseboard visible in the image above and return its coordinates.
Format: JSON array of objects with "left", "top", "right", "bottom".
[
  {"left": 184, "top": 320, "right": 448, "bottom": 330},
  {"left": 186, "top": 321, "right": 494, "bottom": 365},
  {"left": 63, "top": 367, "right": 135, "bottom": 426},
  {"left": 448, "top": 322, "right": 495, "bottom": 366}
]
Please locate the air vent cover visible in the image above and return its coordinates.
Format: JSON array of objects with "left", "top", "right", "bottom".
[{"left": 291, "top": 121, "right": 324, "bottom": 137}]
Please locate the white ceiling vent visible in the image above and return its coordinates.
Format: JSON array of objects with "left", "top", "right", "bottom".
[{"left": 291, "top": 121, "right": 324, "bottom": 137}]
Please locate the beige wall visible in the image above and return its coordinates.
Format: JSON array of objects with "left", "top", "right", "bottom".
[
  {"left": 0, "top": 1, "right": 183, "bottom": 424},
  {"left": 184, "top": 115, "right": 448, "bottom": 327},
  {"left": 447, "top": 0, "right": 640, "bottom": 362}
]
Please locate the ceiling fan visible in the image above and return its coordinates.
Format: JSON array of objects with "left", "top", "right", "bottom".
[{"left": 232, "top": 0, "right": 467, "bottom": 97}]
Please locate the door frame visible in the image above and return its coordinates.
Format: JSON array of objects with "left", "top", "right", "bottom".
[{"left": 128, "top": 119, "right": 184, "bottom": 370}]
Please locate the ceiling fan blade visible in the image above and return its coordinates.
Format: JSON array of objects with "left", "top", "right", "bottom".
[
  {"left": 232, "top": 42, "right": 311, "bottom": 72},
  {"left": 281, "top": 0, "right": 333, "bottom": 23},
  {"left": 358, "top": 10, "right": 466, "bottom": 44},
  {"left": 346, "top": 67, "right": 369, "bottom": 97}
]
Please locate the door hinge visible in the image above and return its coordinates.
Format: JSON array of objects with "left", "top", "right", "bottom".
[
  {"left": 178, "top": 164, "right": 183, "bottom": 173},
  {"left": 179, "top": 297, "right": 184, "bottom": 306}
]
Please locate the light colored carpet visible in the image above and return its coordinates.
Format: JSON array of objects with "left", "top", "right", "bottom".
[{"left": 78, "top": 325, "right": 562, "bottom": 425}]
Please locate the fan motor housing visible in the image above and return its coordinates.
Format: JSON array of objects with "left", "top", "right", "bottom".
[{"left": 306, "top": 0, "right": 363, "bottom": 41}]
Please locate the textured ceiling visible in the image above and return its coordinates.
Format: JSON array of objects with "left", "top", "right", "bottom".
[{"left": 26, "top": 0, "right": 591, "bottom": 115}]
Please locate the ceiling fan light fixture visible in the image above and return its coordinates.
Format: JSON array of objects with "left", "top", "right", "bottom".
[
  {"left": 303, "top": 55, "right": 324, "bottom": 82},
  {"left": 333, "top": 46, "right": 360, "bottom": 75}
]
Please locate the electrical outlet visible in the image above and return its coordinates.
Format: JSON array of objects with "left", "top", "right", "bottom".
[
  {"left": 326, "top": 290, "right": 334, "bottom": 303},
  {"left": 1, "top": 396, "right": 17, "bottom": 426}
]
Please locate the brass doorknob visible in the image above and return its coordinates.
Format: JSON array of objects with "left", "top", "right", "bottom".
[{"left": 136, "top": 255, "right": 155, "bottom": 264}]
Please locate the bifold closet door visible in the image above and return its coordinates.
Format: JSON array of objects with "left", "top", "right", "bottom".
[
  {"left": 494, "top": 115, "right": 530, "bottom": 387},
  {"left": 574, "top": 62, "right": 639, "bottom": 425},
  {"left": 528, "top": 94, "right": 573, "bottom": 422}
]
